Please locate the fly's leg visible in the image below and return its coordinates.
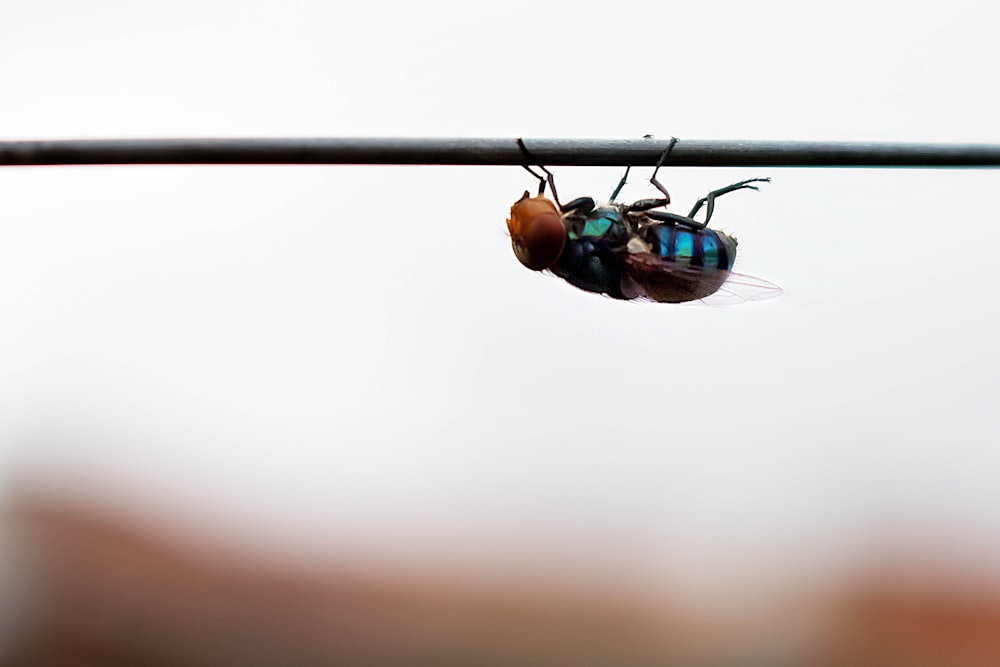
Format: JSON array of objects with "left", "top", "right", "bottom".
[
  {"left": 644, "top": 177, "right": 770, "bottom": 230},
  {"left": 648, "top": 136, "right": 679, "bottom": 203},
  {"left": 643, "top": 210, "right": 709, "bottom": 230},
  {"left": 621, "top": 136, "right": 678, "bottom": 214},
  {"left": 625, "top": 197, "right": 671, "bottom": 214},
  {"left": 610, "top": 134, "right": 659, "bottom": 202},
  {"left": 561, "top": 197, "right": 596, "bottom": 215},
  {"left": 517, "top": 139, "right": 596, "bottom": 214},
  {"left": 519, "top": 162, "right": 555, "bottom": 199},
  {"left": 517, "top": 138, "right": 562, "bottom": 209},
  {"left": 609, "top": 166, "right": 630, "bottom": 202},
  {"left": 687, "top": 178, "right": 771, "bottom": 226}
]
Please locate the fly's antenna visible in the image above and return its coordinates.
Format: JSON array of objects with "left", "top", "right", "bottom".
[{"left": 516, "top": 138, "right": 562, "bottom": 209}]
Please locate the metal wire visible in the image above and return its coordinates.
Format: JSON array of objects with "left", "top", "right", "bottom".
[{"left": 1, "top": 137, "right": 1000, "bottom": 168}]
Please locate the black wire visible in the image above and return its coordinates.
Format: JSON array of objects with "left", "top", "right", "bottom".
[{"left": 1, "top": 137, "right": 999, "bottom": 167}]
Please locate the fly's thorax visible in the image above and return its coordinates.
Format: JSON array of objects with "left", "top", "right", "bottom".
[
  {"left": 548, "top": 205, "right": 632, "bottom": 300},
  {"left": 563, "top": 206, "right": 630, "bottom": 246}
]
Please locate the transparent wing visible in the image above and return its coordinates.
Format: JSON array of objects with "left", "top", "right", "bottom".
[
  {"left": 697, "top": 271, "right": 784, "bottom": 306},
  {"left": 621, "top": 253, "right": 782, "bottom": 306}
]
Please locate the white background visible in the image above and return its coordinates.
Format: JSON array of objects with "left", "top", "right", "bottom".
[{"left": 1, "top": 0, "right": 998, "bottom": 603}]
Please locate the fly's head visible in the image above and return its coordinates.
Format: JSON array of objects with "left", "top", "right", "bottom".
[{"left": 506, "top": 191, "right": 566, "bottom": 270}]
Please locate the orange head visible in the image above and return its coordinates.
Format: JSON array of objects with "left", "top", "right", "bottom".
[{"left": 506, "top": 192, "right": 566, "bottom": 270}]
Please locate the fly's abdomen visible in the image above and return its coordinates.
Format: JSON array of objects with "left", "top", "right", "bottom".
[
  {"left": 621, "top": 223, "right": 740, "bottom": 303},
  {"left": 646, "top": 225, "right": 737, "bottom": 271}
]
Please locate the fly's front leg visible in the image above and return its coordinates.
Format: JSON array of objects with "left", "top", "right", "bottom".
[
  {"left": 561, "top": 197, "right": 596, "bottom": 215},
  {"left": 517, "top": 138, "right": 562, "bottom": 209},
  {"left": 687, "top": 178, "right": 771, "bottom": 226}
]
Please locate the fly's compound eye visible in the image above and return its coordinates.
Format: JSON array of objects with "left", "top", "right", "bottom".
[
  {"left": 512, "top": 210, "right": 565, "bottom": 270},
  {"left": 507, "top": 194, "right": 566, "bottom": 271}
]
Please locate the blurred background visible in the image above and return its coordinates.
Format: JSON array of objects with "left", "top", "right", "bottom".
[{"left": 1, "top": 0, "right": 999, "bottom": 664}]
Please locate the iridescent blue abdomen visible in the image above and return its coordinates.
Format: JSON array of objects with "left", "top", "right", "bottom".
[
  {"left": 620, "top": 221, "right": 741, "bottom": 303},
  {"left": 644, "top": 224, "right": 737, "bottom": 271}
]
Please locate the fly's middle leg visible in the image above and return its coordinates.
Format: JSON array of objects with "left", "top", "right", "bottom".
[
  {"left": 625, "top": 197, "right": 671, "bottom": 214},
  {"left": 623, "top": 137, "right": 678, "bottom": 214},
  {"left": 612, "top": 133, "right": 667, "bottom": 203},
  {"left": 609, "top": 166, "right": 630, "bottom": 202},
  {"left": 648, "top": 136, "right": 679, "bottom": 203}
]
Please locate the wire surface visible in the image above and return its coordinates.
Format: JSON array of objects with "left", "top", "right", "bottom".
[{"left": 2, "top": 137, "right": 999, "bottom": 167}]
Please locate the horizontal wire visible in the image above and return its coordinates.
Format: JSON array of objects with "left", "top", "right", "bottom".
[{"left": 1, "top": 137, "right": 1000, "bottom": 168}]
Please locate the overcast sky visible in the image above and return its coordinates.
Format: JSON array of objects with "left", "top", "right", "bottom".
[{"left": 1, "top": 0, "right": 998, "bottom": 603}]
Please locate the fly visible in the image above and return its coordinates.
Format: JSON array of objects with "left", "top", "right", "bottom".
[{"left": 506, "top": 138, "right": 782, "bottom": 304}]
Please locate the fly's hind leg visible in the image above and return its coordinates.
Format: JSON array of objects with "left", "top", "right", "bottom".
[
  {"left": 560, "top": 197, "right": 596, "bottom": 215},
  {"left": 687, "top": 178, "right": 770, "bottom": 226},
  {"left": 643, "top": 210, "right": 708, "bottom": 230}
]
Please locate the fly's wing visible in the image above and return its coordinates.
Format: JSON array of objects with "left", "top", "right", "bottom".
[
  {"left": 622, "top": 253, "right": 782, "bottom": 305},
  {"left": 698, "top": 271, "right": 784, "bottom": 306}
]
